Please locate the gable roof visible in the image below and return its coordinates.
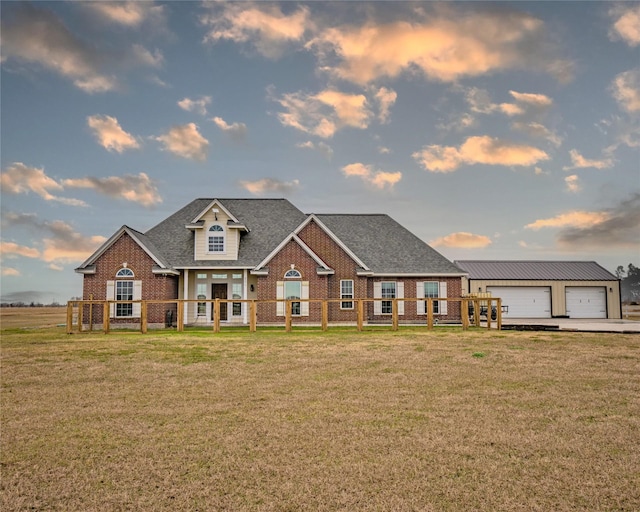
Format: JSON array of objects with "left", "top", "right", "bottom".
[
  {"left": 76, "top": 225, "right": 172, "bottom": 272},
  {"left": 315, "top": 214, "right": 464, "bottom": 275},
  {"left": 455, "top": 260, "right": 617, "bottom": 281},
  {"left": 254, "top": 233, "right": 334, "bottom": 274},
  {"left": 144, "top": 198, "right": 307, "bottom": 268}
]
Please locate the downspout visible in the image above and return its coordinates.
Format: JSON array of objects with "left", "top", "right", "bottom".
[{"left": 183, "top": 268, "right": 189, "bottom": 323}]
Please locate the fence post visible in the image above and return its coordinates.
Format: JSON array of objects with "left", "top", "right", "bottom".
[
  {"left": 89, "top": 295, "right": 94, "bottom": 332},
  {"left": 177, "top": 301, "right": 184, "bottom": 332},
  {"left": 103, "top": 302, "right": 110, "bottom": 333},
  {"left": 77, "top": 303, "right": 82, "bottom": 333},
  {"left": 321, "top": 300, "right": 328, "bottom": 331},
  {"left": 487, "top": 299, "right": 492, "bottom": 330},
  {"left": 497, "top": 298, "right": 502, "bottom": 330},
  {"left": 392, "top": 299, "right": 399, "bottom": 331},
  {"left": 214, "top": 299, "right": 220, "bottom": 333},
  {"left": 66, "top": 302, "right": 73, "bottom": 334},
  {"left": 462, "top": 299, "right": 469, "bottom": 330},
  {"left": 141, "top": 301, "right": 147, "bottom": 334},
  {"left": 427, "top": 299, "right": 433, "bottom": 330},
  {"left": 285, "top": 301, "right": 292, "bottom": 332},
  {"left": 357, "top": 300, "right": 363, "bottom": 331},
  {"left": 250, "top": 300, "right": 257, "bottom": 332}
]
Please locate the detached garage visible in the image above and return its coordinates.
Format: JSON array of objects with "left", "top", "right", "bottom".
[{"left": 455, "top": 261, "right": 621, "bottom": 320}]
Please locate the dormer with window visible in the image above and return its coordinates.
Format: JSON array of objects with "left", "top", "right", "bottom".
[{"left": 186, "top": 200, "right": 248, "bottom": 261}]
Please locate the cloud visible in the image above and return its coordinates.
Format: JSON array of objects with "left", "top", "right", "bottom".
[
  {"left": 0, "top": 162, "right": 87, "bottom": 206},
  {"left": 84, "top": 1, "right": 165, "bottom": 28},
  {"left": 564, "top": 175, "right": 580, "bottom": 193},
  {"left": 563, "top": 149, "right": 613, "bottom": 171},
  {"left": 178, "top": 96, "right": 212, "bottom": 116},
  {"left": 131, "top": 44, "right": 164, "bottom": 69},
  {"left": 87, "top": 115, "right": 140, "bottom": 153},
  {"left": 527, "top": 194, "right": 640, "bottom": 249},
  {"left": 155, "top": 123, "right": 209, "bottom": 161},
  {"left": 212, "top": 116, "right": 248, "bottom": 141},
  {"left": 466, "top": 88, "right": 552, "bottom": 117},
  {"left": 201, "top": 3, "right": 311, "bottom": 58},
  {"left": 62, "top": 173, "right": 162, "bottom": 207},
  {"left": 430, "top": 232, "right": 492, "bottom": 248},
  {"left": 512, "top": 121, "right": 562, "bottom": 147},
  {"left": 309, "top": 7, "right": 572, "bottom": 85},
  {"left": 341, "top": 163, "right": 402, "bottom": 190},
  {"left": 525, "top": 210, "right": 611, "bottom": 230},
  {"left": 0, "top": 241, "right": 40, "bottom": 259},
  {"left": 611, "top": 68, "right": 640, "bottom": 113},
  {"left": 0, "top": 213, "right": 106, "bottom": 264},
  {"left": 296, "top": 141, "right": 334, "bottom": 159},
  {"left": 373, "top": 87, "right": 397, "bottom": 123},
  {"left": 1, "top": 267, "right": 21, "bottom": 277},
  {"left": 238, "top": 178, "right": 300, "bottom": 196},
  {"left": 609, "top": 4, "right": 640, "bottom": 47},
  {"left": 413, "top": 136, "right": 549, "bottom": 173},
  {"left": 273, "top": 87, "right": 374, "bottom": 138},
  {"left": 0, "top": 4, "right": 118, "bottom": 93}
]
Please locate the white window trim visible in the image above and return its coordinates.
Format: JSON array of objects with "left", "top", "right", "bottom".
[
  {"left": 106, "top": 279, "right": 141, "bottom": 318},
  {"left": 416, "top": 281, "right": 448, "bottom": 315},
  {"left": 374, "top": 281, "right": 404, "bottom": 316},
  {"left": 207, "top": 224, "right": 226, "bottom": 254},
  {"left": 340, "top": 279, "right": 354, "bottom": 310}
]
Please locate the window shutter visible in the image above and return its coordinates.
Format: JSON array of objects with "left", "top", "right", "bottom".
[
  {"left": 397, "top": 282, "right": 404, "bottom": 316},
  {"left": 301, "top": 281, "right": 309, "bottom": 316},
  {"left": 132, "top": 280, "right": 142, "bottom": 318},
  {"left": 106, "top": 280, "right": 115, "bottom": 317},
  {"left": 416, "top": 282, "right": 425, "bottom": 315},
  {"left": 373, "top": 282, "right": 382, "bottom": 315},
  {"left": 439, "top": 281, "right": 448, "bottom": 315},
  {"left": 276, "top": 281, "right": 284, "bottom": 316}
]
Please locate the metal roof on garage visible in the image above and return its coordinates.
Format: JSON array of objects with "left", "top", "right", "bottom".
[{"left": 454, "top": 261, "right": 617, "bottom": 281}]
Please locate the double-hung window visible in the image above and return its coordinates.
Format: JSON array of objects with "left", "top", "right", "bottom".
[
  {"left": 284, "top": 281, "right": 302, "bottom": 316},
  {"left": 424, "top": 281, "right": 440, "bottom": 314},
  {"left": 381, "top": 282, "right": 396, "bottom": 314},
  {"left": 340, "top": 280, "right": 354, "bottom": 309},
  {"left": 115, "top": 281, "right": 133, "bottom": 317},
  {"left": 208, "top": 225, "right": 225, "bottom": 253}
]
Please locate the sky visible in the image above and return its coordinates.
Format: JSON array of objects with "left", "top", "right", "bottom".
[{"left": 1, "top": 1, "right": 639, "bottom": 304}]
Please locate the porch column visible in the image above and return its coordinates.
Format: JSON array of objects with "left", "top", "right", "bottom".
[
  {"left": 183, "top": 269, "right": 189, "bottom": 322},
  {"left": 243, "top": 269, "right": 248, "bottom": 324}
]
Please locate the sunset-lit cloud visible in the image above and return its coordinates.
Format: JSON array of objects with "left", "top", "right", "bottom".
[
  {"left": 374, "top": 87, "right": 397, "bottom": 123},
  {"left": 1, "top": 267, "right": 21, "bottom": 277},
  {"left": 512, "top": 121, "right": 562, "bottom": 147},
  {"left": 238, "top": 178, "right": 300, "bottom": 196},
  {"left": 465, "top": 88, "right": 552, "bottom": 117},
  {"left": 309, "top": 9, "right": 571, "bottom": 84},
  {"left": 212, "top": 116, "right": 248, "bottom": 140},
  {"left": 178, "top": 96, "right": 212, "bottom": 116},
  {"left": 131, "top": 44, "right": 164, "bottom": 69},
  {"left": 611, "top": 68, "right": 640, "bottom": 113},
  {"left": 62, "top": 173, "right": 162, "bottom": 207},
  {"left": 563, "top": 149, "right": 613, "bottom": 171},
  {"left": 0, "top": 163, "right": 87, "bottom": 206},
  {"left": 296, "top": 141, "right": 333, "bottom": 159},
  {"left": 565, "top": 175, "right": 580, "bottom": 193},
  {"left": 430, "top": 232, "right": 492, "bottom": 248},
  {"left": 201, "top": 3, "right": 311, "bottom": 58},
  {"left": 84, "top": 1, "right": 165, "bottom": 27},
  {"left": 413, "top": 136, "right": 549, "bottom": 173},
  {"left": 525, "top": 210, "right": 611, "bottom": 230},
  {"left": 342, "top": 163, "right": 401, "bottom": 190},
  {"left": 0, "top": 241, "right": 40, "bottom": 259},
  {"left": 155, "top": 123, "right": 209, "bottom": 161},
  {"left": 609, "top": 4, "right": 640, "bottom": 47},
  {"left": 274, "top": 88, "right": 373, "bottom": 138},
  {"left": 87, "top": 115, "right": 140, "bottom": 153},
  {"left": 0, "top": 5, "right": 118, "bottom": 93}
]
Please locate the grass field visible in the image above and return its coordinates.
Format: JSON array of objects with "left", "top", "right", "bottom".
[{"left": 1, "top": 313, "right": 639, "bottom": 511}]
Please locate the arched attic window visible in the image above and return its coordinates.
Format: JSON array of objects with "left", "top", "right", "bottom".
[
  {"left": 116, "top": 267, "right": 134, "bottom": 277},
  {"left": 208, "top": 224, "right": 225, "bottom": 253},
  {"left": 284, "top": 269, "right": 302, "bottom": 279}
]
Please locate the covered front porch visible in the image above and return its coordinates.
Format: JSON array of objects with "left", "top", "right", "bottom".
[{"left": 180, "top": 268, "right": 258, "bottom": 325}]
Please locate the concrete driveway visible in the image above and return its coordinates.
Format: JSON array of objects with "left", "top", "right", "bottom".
[{"left": 501, "top": 318, "right": 640, "bottom": 333}]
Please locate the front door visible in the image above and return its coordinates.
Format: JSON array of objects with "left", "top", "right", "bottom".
[{"left": 211, "top": 283, "right": 228, "bottom": 321}]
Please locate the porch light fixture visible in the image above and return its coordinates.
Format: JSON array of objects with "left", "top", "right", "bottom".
[{"left": 250, "top": 284, "right": 255, "bottom": 292}]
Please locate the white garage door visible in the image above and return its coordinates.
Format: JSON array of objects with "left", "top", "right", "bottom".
[
  {"left": 487, "top": 286, "right": 551, "bottom": 318},
  {"left": 566, "top": 287, "right": 606, "bottom": 318}
]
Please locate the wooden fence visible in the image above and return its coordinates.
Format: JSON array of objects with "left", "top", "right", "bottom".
[{"left": 66, "top": 297, "right": 503, "bottom": 334}]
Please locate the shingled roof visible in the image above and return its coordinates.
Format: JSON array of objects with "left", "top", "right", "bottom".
[
  {"left": 144, "top": 198, "right": 307, "bottom": 268},
  {"left": 455, "top": 260, "right": 617, "bottom": 281},
  {"left": 315, "top": 214, "right": 464, "bottom": 275}
]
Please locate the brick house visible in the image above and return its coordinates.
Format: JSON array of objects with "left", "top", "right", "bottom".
[{"left": 75, "top": 198, "right": 465, "bottom": 327}]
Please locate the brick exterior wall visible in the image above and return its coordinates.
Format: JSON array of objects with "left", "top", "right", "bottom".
[{"left": 82, "top": 233, "right": 178, "bottom": 325}]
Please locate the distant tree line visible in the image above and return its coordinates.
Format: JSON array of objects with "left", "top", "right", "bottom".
[
  {"left": 616, "top": 264, "right": 640, "bottom": 303},
  {"left": 0, "top": 301, "right": 63, "bottom": 308}
]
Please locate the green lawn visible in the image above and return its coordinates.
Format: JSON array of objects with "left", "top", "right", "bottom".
[{"left": 2, "top": 326, "right": 639, "bottom": 511}]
